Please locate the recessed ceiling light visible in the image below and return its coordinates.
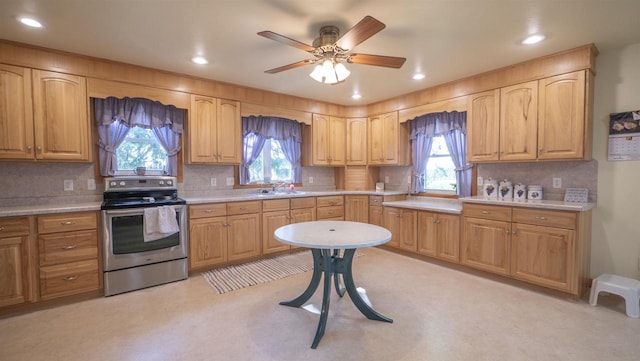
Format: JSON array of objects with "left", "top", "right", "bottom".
[
  {"left": 18, "top": 17, "right": 43, "bottom": 28},
  {"left": 522, "top": 34, "right": 545, "bottom": 45},
  {"left": 412, "top": 73, "right": 425, "bottom": 80},
  {"left": 191, "top": 56, "right": 208, "bottom": 65},
  {"left": 351, "top": 93, "right": 362, "bottom": 100}
]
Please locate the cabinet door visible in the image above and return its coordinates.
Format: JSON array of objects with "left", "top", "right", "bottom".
[
  {"left": 0, "top": 236, "right": 28, "bottom": 307},
  {"left": 329, "top": 116, "right": 346, "bottom": 165},
  {"left": 511, "top": 223, "right": 575, "bottom": 292},
  {"left": 189, "top": 216, "right": 227, "bottom": 269},
  {"left": 262, "top": 211, "right": 291, "bottom": 255},
  {"left": 417, "top": 211, "right": 437, "bottom": 257},
  {"left": 369, "top": 205, "right": 383, "bottom": 227},
  {"left": 368, "top": 114, "right": 385, "bottom": 164},
  {"left": 216, "top": 99, "right": 241, "bottom": 164},
  {"left": 290, "top": 208, "right": 315, "bottom": 223},
  {"left": 382, "top": 207, "right": 401, "bottom": 248},
  {"left": 188, "top": 95, "right": 218, "bottom": 163},
  {"left": 437, "top": 213, "right": 460, "bottom": 263},
  {"left": 381, "top": 112, "right": 399, "bottom": 164},
  {"left": 0, "top": 64, "right": 34, "bottom": 160},
  {"left": 538, "top": 71, "right": 586, "bottom": 160},
  {"left": 227, "top": 213, "right": 261, "bottom": 261},
  {"left": 398, "top": 210, "right": 417, "bottom": 252},
  {"left": 345, "top": 195, "right": 369, "bottom": 223},
  {"left": 32, "top": 70, "right": 90, "bottom": 161},
  {"left": 311, "top": 114, "right": 330, "bottom": 165},
  {"left": 500, "top": 81, "right": 538, "bottom": 161},
  {"left": 461, "top": 217, "right": 511, "bottom": 275},
  {"left": 467, "top": 90, "right": 500, "bottom": 162},
  {"left": 346, "top": 117, "right": 367, "bottom": 165}
]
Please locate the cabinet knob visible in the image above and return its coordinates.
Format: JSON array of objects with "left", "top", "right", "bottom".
[
  {"left": 63, "top": 276, "right": 78, "bottom": 281},
  {"left": 60, "top": 221, "right": 74, "bottom": 226},
  {"left": 204, "top": 209, "right": 213, "bottom": 213},
  {"left": 534, "top": 216, "right": 547, "bottom": 220},
  {"left": 26, "top": 145, "right": 33, "bottom": 152},
  {"left": 512, "top": 231, "right": 517, "bottom": 235},
  {"left": 481, "top": 210, "right": 490, "bottom": 214},
  {"left": 505, "top": 230, "right": 510, "bottom": 234},
  {"left": 0, "top": 227, "right": 4, "bottom": 232},
  {"left": 538, "top": 148, "right": 544, "bottom": 153},
  {"left": 62, "top": 245, "right": 77, "bottom": 250}
]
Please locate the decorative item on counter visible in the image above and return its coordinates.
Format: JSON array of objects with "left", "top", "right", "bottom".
[
  {"left": 564, "top": 188, "right": 589, "bottom": 202},
  {"left": 483, "top": 178, "right": 498, "bottom": 199},
  {"left": 289, "top": 183, "right": 295, "bottom": 192},
  {"left": 375, "top": 182, "right": 385, "bottom": 192},
  {"left": 528, "top": 185, "right": 543, "bottom": 201},
  {"left": 498, "top": 179, "right": 513, "bottom": 200},
  {"left": 514, "top": 183, "right": 527, "bottom": 201}
]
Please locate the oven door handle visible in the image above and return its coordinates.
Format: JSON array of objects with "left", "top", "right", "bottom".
[{"left": 103, "top": 205, "right": 185, "bottom": 216}]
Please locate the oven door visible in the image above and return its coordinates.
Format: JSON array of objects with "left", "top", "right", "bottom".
[{"left": 102, "top": 204, "right": 187, "bottom": 272}]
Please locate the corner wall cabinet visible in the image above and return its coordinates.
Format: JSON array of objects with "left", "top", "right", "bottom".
[
  {"left": 303, "top": 114, "right": 346, "bottom": 166},
  {"left": 368, "top": 111, "right": 409, "bottom": 165},
  {"left": 0, "top": 66, "right": 90, "bottom": 161},
  {"left": 467, "top": 70, "right": 590, "bottom": 162},
  {"left": 187, "top": 95, "right": 241, "bottom": 164},
  {"left": 346, "top": 117, "right": 367, "bottom": 165}
]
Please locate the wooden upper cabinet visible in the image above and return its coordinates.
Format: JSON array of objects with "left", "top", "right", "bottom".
[
  {"left": 500, "top": 81, "right": 538, "bottom": 161},
  {"left": 32, "top": 70, "right": 90, "bottom": 161},
  {"left": 188, "top": 95, "right": 241, "bottom": 164},
  {"left": 308, "top": 114, "right": 345, "bottom": 166},
  {"left": 537, "top": 71, "right": 587, "bottom": 160},
  {"left": 467, "top": 89, "right": 500, "bottom": 162},
  {"left": 346, "top": 117, "right": 367, "bottom": 165},
  {"left": 368, "top": 111, "right": 408, "bottom": 165},
  {"left": 0, "top": 64, "right": 34, "bottom": 160}
]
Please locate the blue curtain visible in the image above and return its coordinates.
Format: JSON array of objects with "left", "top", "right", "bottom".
[
  {"left": 241, "top": 116, "right": 302, "bottom": 184},
  {"left": 409, "top": 111, "right": 471, "bottom": 196},
  {"left": 93, "top": 97, "right": 184, "bottom": 176}
]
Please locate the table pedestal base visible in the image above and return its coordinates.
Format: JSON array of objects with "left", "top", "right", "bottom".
[{"left": 280, "top": 248, "right": 392, "bottom": 349}]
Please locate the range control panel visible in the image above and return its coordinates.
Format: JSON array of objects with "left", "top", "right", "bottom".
[{"left": 104, "top": 176, "right": 177, "bottom": 192}]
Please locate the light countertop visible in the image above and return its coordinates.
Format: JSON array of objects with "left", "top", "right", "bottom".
[
  {"left": 459, "top": 196, "right": 595, "bottom": 212},
  {"left": 0, "top": 203, "right": 102, "bottom": 217},
  {"left": 383, "top": 197, "right": 462, "bottom": 214}
]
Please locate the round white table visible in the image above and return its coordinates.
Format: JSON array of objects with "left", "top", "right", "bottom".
[{"left": 274, "top": 221, "right": 393, "bottom": 349}]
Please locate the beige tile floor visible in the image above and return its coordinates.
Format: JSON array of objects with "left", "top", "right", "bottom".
[{"left": 1, "top": 247, "right": 639, "bottom": 361}]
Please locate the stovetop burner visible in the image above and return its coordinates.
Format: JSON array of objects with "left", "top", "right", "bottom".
[{"left": 101, "top": 176, "right": 185, "bottom": 210}]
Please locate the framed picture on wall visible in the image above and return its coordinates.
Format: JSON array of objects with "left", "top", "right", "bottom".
[{"left": 608, "top": 109, "right": 640, "bottom": 161}]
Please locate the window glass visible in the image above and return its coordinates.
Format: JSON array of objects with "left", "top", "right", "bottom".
[
  {"left": 246, "top": 139, "right": 293, "bottom": 184},
  {"left": 116, "top": 126, "right": 167, "bottom": 173},
  {"left": 424, "top": 135, "right": 457, "bottom": 192}
]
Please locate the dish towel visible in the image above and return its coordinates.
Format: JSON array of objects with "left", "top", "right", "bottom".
[{"left": 143, "top": 206, "right": 179, "bottom": 242}]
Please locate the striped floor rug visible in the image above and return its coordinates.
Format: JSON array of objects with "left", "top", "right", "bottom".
[{"left": 202, "top": 251, "right": 315, "bottom": 294}]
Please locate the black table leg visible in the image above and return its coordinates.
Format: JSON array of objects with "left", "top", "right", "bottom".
[
  {"left": 279, "top": 248, "right": 324, "bottom": 308},
  {"left": 311, "top": 249, "right": 332, "bottom": 349},
  {"left": 332, "top": 249, "right": 346, "bottom": 297}
]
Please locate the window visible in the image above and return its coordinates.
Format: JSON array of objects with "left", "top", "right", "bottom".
[
  {"left": 244, "top": 139, "right": 293, "bottom": 184},
  {"left": 424, "top": 135, "right": 457, "bottom": 192},
  {"left": 115, "top": 126, "right": 167, "bottom": 175}
]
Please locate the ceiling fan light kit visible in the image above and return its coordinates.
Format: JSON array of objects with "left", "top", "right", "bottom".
[{"left": 259, "top": 16, "right": 406, "bottom": 85}]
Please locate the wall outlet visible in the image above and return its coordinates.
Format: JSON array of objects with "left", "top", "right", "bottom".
[
  {"left": 63, "top": 179, "right": 74, "bottom": 191},
  {"left": 226, "top": 177, "right": 234, "bottom": 186},
  {"left": 87, "top": 179, "right": 96, "bottom": 191},
  {"left": 477, "top": 176, "right": 484, "bottom": 186},
  {"left": 552, "top": 177, "right": 562, "bottom": 189},
  {"left": 210, "top": 177, "right": 217, "bottom": 187},
  {"left": 308, "top": 176, "right": 314, "bottom": 184},
  {"left": 384, "top": 176, "right": 390, "bottom": 183}
]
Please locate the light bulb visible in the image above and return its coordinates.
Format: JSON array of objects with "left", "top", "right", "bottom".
[
  {"left": 334, "top": 62, "right": 350, "bottom": 82},
  {"left": 309, "top": 64, "right": 324, "bottom": 82},
  {"left": 322, "top": 60, "right": 338, "bottom": 84}
]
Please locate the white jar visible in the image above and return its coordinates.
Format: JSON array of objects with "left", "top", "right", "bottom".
[
  {"left": 483, "top": 178, "right": 498, "bottom": 199},
  {"left": 498, "top": 179, "right": 513, "bottom": 200},
  {"left": 528, "top": 185, "right": 543, "bottom": 200},
  {"left": 514, "top": 183, "right": 527, "bottom": 201}
]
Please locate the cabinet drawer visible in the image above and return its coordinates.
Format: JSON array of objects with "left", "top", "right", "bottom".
[
  {"left": 317, "top": 205, "right": 344, "bottom": 219},
  {"left": 227, "top": 201, "right": 261, "bottom": 215},
  {"left": 38, "top": 212, "right": 97, "bottom": 234},
  {"left": 512, "top": 208, "right": 577, "bottom": 229},
  {"left": 369, "top": 196, "right": 383, "bottom": 206},
  {"left": 39, "top": 229, "right": 98, "bottom": 266},
  {"left": 463, "top": 204, "right": 511, "bottom": 222},
  {"left": 0, "top": 217, "right": 30, "bottom": 237},
  {"left": 189, "top": 203, "right": 227, "bottom": 219},
  {"left": 262, "top": 199, "right": 290, "bottom": 212},
  {"left": 39, "top": 259, "right": 100, "bottom": 300},
  {"left": 290, "top": 197, "right": 316, "bottom": 209},
  {"left": 317, "top": 195, "right": 344, "bottom": 207}
]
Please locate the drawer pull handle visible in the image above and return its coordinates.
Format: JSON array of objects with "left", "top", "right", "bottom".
[
  {"left": 481, "top": 211, "right": 490, "bottom": 214},
  {"left": 534, "top": 216, "right": 547, "bottom": 220},
  {"left": 240, "top": 207, "right": 247, "bottom": 210},
  {"left": 62, "top": 245, "right": 77, "bottom": 250},
  {"left": 60, "top": 221, "right": 74, "bottom": 226},
  {"left": 64, "top": 276, "right": 78, "bottom": 281},
  {"left": 204, "top": 209, "right": 213, "bottom": 213},
  {"left": 0, "top": 226, "right": 4, "bottom": 231}
]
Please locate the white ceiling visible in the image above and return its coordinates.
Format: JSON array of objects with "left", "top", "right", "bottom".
[{"left": 1, "top": 0, "right": 640, "bottom": 106}]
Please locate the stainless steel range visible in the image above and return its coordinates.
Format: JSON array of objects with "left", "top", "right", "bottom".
[{"left": 101, "top": 176, "right": 187, "bottom": 296}]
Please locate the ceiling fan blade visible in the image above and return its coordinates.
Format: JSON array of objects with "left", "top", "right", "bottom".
[
  {"left": 264, "top": 60, "right": 315, "bottom": 74},
  {"left": 347, "top": 53, "right": 407, "bottom": 68},
  {"left": 258, "top": 31, "right": 315, "bottom": 52},
  {"left": 335, "top": 16, "right": 386, "bottom": 51}
]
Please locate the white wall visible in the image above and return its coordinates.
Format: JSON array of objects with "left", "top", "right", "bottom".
[{"left": 591, "top": 41, "right": 640, "bottom": 278}]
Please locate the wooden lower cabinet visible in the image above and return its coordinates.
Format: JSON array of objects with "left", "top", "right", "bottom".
[
  {"left": 0, "top": 217, "right": 31, "bottom": 308},
  {"left": 383, "top": 207, "right": 416, "bottom": 251},
  {"left": 417, "top": 211, "right": 460, "bottom": 263},
  {"left": 189, "top": 216, "right": 228, "bottom": 269},
  {"left": 461, "top": 217, "right": 511, "bottom": 276},
  {"left": 316, "top": 195, "right": 344, "bottom": 220},
  {"left": 345, "top": 195, "right": 369, "bottom": 222},
  {"left": 227, "top": 213, "right": 261, "bottom": 261}
]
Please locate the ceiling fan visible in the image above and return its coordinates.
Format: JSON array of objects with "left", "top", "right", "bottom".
[{"left": 258, "top": 16, "right": 406, "bottom": 84}]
